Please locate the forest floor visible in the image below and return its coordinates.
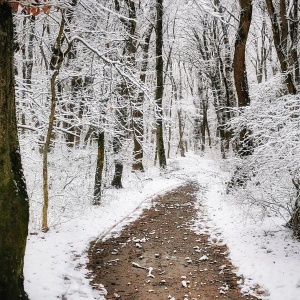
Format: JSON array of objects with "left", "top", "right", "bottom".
[{"left": 87, "top": 181, "right": 262, "bottom": 300}]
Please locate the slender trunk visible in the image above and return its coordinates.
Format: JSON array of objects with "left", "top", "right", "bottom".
[
  {"left": 167, "top": 97, "right": 173, "bottom": 158},
  {"left": 265, "top": 0, "right": 296, "bottom": 94},
  {"left": 177, "top": 109, "right": 185, "bottom": 157},
  {"left": 155, "top": 0, "right": 167, "bottom": 169},
  {"left": 112, "top": 0, "right": 137, "bottom": 182},
  {"left": 211, "top": 78, "right": 226, "bottom": 158},
  {"left": 111, "top": 129, "right": 124, "bottom": 189},
  {"left": 291, "top": 179, "right": 300, "bottom": 239},
  {"left": 215, "top": 0, "right": 236, "bottom": 108},
  {"left": 42, "top": 14, "right": 70, "bottom": 232},
  {"left": 21, "top": 15, "right": 35, "bottom": 129},
  {"left": 178, "top": 63, "right": 185, "bottom": 157},
  {"left": 111, "top": 97, "right": 126, "bottom": 189},
  {"left": 290, "top": 0, "right": 300, "bottom": 85},
  {"left": 42, "top": 70, "right": 58, "bottom": 232},
  {"left": 132, "top": 25, "right": 153, "bottom": 171},
  {"left": 94, "top": 131, "right": 105, "bottom": 204},
  {"left": 212, "top": 20, "right": 231, "bottom": 152},
  {"left": 200, "top": 91, "right": 211, "bottom": 152},
  {"left": 65, "top": 76, "right": 85, "bottom": 147},
  {"left": 83, "top": 126, "right": 96, "bottom": 147},
  {"left": 0, "top": 3, "right": 29, "bottom": 299}
]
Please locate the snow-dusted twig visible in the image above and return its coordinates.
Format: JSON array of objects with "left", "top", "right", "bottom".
[
  {"left": 132, "top": 262, "right": 147, "bottom": 270},
  {"left": 132, "top": 262, "right": 155, "bottom": 278},
  {"left": 147, "top": 267, "right": 155, "bottom": 278}
]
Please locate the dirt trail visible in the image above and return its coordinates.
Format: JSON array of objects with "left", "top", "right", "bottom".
[{"left": 87, "top": 182, "right": 261, "bottom": 300}]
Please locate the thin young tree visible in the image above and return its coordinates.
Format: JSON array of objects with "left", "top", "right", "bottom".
[
  {"left": 42, "top": 10, "right": 73, "bottom": 232},
  {"left": 155, "top": 0, "right": 167, "bottom": 168}
]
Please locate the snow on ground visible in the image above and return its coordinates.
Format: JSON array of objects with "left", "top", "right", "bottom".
[
  {"left": 177, "top": 153, "right": 300, "bottom": 300},
  {"left": 24, "top": 172, "right": 183, "bottom": 299},
  {"left": 24, "top": 151, "right": 300, "bottom": 299}
]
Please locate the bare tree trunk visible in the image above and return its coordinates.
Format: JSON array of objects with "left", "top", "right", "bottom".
[
  {"left": 42, "top": 69, "right": 58, "bottom": 232},
  {"left": 233, "top": 0, "right": 252, "bottom": 107},
  {"left": 155, "top": 0, "right": 167, "bottom": 169},
  {"left": 211, "top": 22, "right": 231, "bottom": 154},
  {"left": 265, "top": 0, "right": 296, "bottom": 94},
  {"left": 178, "top": 63, "right": 186, "bottom": 157},
  {"left": 111, "top": 113, "right": 125, "bottom": 189},
  {"left": 42, "top": 13, "right": 72, "bottom": 232},
  {"left": 94, "top": 131, "right": 105, "bottom": 204},
  {"left": 289, "top": 0, "right": 300, "bottom": 85},
  {"left": 233, "top": 0, "right": 253, "bottom": 156},
  {"left": 132, "top": 24, "right": 153, "bottom": 171},
  {"left": 291, "top": 179, "right": 300, "bottom": 239},
  {"left": 21, "top": 15, "right": 35, "bottom": 130},
  {"left": 167, "top": 97, "right": 173, "bottom": 158},
  {"left": 112, "top": 0, "right": 137, "bottom": 184},
  {"left": 215, "top": 0, "right": 236, "bottom": 108},
  {"left": 177, "top": 109, "right": 185, "bottom": 157},
  {"left": 0, "top": 3, "right": 29, "bottom": 298}
]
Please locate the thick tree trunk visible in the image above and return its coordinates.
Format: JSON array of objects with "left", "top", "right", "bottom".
[
  {"left": 233, "top": 0, "right": 253, "bottom": 157},
  {"left": 233, "top": 0, "right": 252, "bottom": 107},
  {"left": 0, "top": 3, "right": 29, "bottom": 299},
  {"left": 155, "top": 0, "right": 167, "bottom": 169}
]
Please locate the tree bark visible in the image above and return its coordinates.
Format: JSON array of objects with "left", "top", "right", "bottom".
[
  {"left": 94, "top": 131, "right": 105, "bottom": 204},
  {"left": 21, "top": 15, "right": 35, "bottom": 129},
  {"left": 155, "top": 0, "right": 167, "bottom": 169},
  {"left": 0, "top": 3, "right": 29, "bottom": 299},
  {"left": 233, "top": 0, "right": 253, "bottom": 157},
  {"left": 177, "top": 109, "right": 185, "bottom": 157},
  {"left": 42, "top": 69, "right": 58, "bottom": 232},
  {"left": 289, "top": 0, "right": 299, "bottom": 85},
  {"left": 233, "top": 0, "right": 252, "bottom": 107},
  {"left": 132, "top": 24, "right": 153, "bottom": 172},
  {"left": 112, "top": 0, "right": 138, "bottom": 184},
  {"left": 265, "top": 0, "right": 296, "bottom": 94},
  {"left": 42, "top": 13, "right": 71, "bottom": 232}
]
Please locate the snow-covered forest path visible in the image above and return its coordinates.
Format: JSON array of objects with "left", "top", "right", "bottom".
[{"left": 87, "top": 181, "right": 261, "bottom": 300}]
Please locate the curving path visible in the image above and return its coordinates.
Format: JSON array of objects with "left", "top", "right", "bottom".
[{"left": 87, "top": 182, "right": 261, "bottom": 300}]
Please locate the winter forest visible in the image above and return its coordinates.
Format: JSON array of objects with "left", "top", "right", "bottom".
[{"left": 1, "top": 0, "right": 300, "bottom": 299}]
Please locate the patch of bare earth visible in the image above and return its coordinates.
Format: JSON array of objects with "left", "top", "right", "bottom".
[{"left": 87, "top": 182, "right": 261, "bottom": 300}]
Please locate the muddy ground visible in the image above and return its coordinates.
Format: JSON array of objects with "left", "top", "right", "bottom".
[{"left": 87, "top": 182, "right": 262, "bottom": 300}]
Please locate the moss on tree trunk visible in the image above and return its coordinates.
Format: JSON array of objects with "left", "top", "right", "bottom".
[{"left": 0, "top": 3, "right": 29, "bottom": 299}]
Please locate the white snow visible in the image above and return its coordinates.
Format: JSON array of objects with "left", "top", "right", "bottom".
[
  {"left": 24, "top": 151, "right": 300, "bottom": 300},
  {"left": 24, "top": 173, "right": 183, "bottom": 300}
]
